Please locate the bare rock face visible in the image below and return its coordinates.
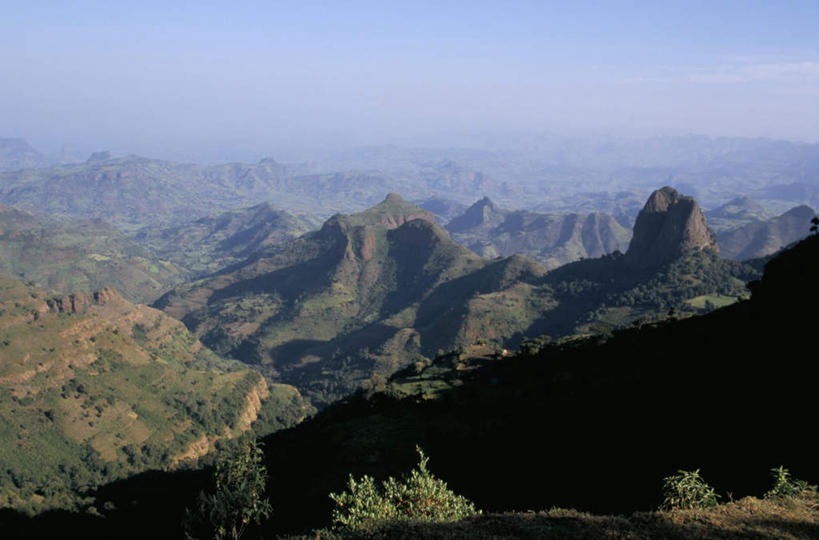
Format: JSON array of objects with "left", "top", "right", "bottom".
[
  {"left": 625, "top": 186, "right": 718, "bottom": 268},
  {"left": 48, "top": 287, "right": 127, "bottom": 314}
]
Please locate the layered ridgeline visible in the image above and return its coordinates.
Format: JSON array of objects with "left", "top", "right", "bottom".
[
  {"left": 0, "top": 155, "right": 294, "bottom": 230},
  {"left": 717, "top": 205, "right": 816, "bottom": 261},
  {"left": 2, "top": 135, "right": 817, "bottom": 230},
  {"left": 0, "top": 154, "right": 496, "bottom": 230},
  {"left": 0, "top": 204, "right": 185, "bottom": 304},
  {"left": 0, "top": 276, "right": 312, "bottom": 512},
  {"left": 445, "top": 197, "right": 631, "bottom": 269},
  {"left": 157, "top": 188, "right": 757, "bottom": 407},
  {"left": 133, "top": 202, "right": 321, "bottom": 277}
]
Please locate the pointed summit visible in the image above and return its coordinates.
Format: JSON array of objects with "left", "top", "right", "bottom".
[
  {"left": 326, "top": 193, "right": 435, "bottom": 231},
  {"left": 447, "top": 196, "right": 506, "bottom": 232},
  {"left": 625, "top": 186, "right": 718, "bottom": 267}
]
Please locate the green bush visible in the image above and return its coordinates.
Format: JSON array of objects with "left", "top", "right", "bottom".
[
  {"left": 764, "top": 466, "right": 817, "bottom": 500},
  {"left": 329, "top": 446, "right": 479, "bottom": 530},
  {"left": 660, "top": 469, "right": 720, "bottom": 510},
  {"left": 184, "top": 438, "right": 272, "bottom": 540}
]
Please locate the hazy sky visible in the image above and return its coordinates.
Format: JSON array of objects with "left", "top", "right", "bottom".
[{"left": 2, "top": 1, "right": 818, "bottom": 161}]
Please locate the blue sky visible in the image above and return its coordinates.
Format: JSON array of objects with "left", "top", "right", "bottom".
[{"left": 1, "top": 1, "right": 817, "bottom": 160}]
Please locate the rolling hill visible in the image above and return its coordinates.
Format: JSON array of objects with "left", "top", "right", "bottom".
[
  {"left": 132, "top": 202, "right": 321, "bottom": 277},
  {"left": 0, "top": 204, "right": 185, "bottom": 304}
]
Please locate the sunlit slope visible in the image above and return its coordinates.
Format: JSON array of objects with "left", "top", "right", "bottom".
[{"left": 0, "top": 275, "right": 310, "bottom": 512}]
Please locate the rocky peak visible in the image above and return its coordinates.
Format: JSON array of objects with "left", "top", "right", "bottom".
[
  {"left": 447, "top": 196, "right": 505, "bottom": 232},
  {"left": 625, "top": 186, "right": 718, "bottom": 268}
]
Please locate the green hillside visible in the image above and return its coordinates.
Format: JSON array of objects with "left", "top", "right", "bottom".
[
  {"left": 132, "top": 202, "right": 320, "bottom": 277},
  {"left": 0, "top": 276, "right": 312, "bottom": 513},
  {"left": 0, "top": 204, "right": 185, "bottom": 304}
]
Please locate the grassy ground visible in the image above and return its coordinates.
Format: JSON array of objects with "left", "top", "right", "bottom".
[{"left": 295, "top": 493, "right": 819, "bottom": 539}]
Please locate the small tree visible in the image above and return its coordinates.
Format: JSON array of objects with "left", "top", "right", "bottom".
[
  {"left": 810, "top": 216, "right": 819, "bottom": 234},
  {"left": 184, "top": 438, "right": 272, "bottom": 540},
  {"left": 660, "top": 469, "right": 720, "bottom": 510}
]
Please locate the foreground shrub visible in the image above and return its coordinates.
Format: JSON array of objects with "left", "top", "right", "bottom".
[
  {"left": 183, "top": 438, "right": 272, "bottom": 540},
  {"left": 660, "top": 469, "right": 720, "bottom": 510},
  {"left": 329, "top": 446, "right": 479, "bottom": 530},
  {"left": 764, "top": 466, "right": 817, "bottom": 500}
]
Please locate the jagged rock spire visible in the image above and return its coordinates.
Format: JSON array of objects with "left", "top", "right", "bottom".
[{"left": 625, "top": 186, "right": 718, "bottom": 267}]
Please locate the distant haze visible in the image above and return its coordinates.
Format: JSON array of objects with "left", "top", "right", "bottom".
[{"left": 2, "top": 1, "right": 817, "bottom": 162}]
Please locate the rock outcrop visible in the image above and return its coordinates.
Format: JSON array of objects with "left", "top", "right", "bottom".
[{"left": 625, "top": 186, "right": 718, "bottom": 268}]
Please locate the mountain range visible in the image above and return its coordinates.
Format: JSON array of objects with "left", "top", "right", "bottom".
[
  {"left": 445, "top": 197, "right": 631, "bottom": 269},
  {"left": 155, "top": 188, "right": 758, "bottom": 407},
  {"left": 2, "top": 135, "right": 817, "bottom": 232}
]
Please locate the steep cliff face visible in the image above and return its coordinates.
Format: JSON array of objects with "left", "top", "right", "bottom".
[{"left": 625, "top": 186, "right": 718, "bottom": 268}]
